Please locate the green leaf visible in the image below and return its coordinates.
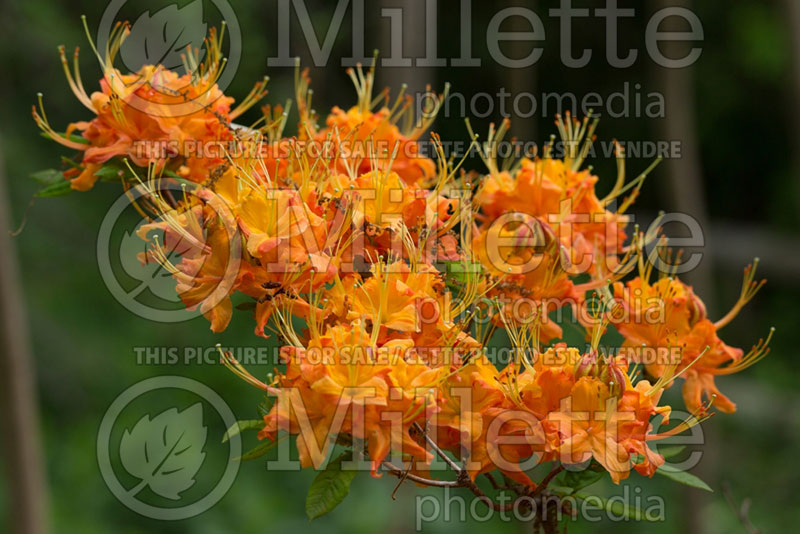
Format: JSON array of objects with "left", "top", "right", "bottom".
[
  {"left": 573, "top": 493, "right": 653, "bottom": 521},
  {"left": 93, "top": 164, "right": 127, "bottom": 183},
  {"left": 39, "top": 131, "right": 89, "bottom": 144},
  {"left": 69, "top": 133, "right": 89, "bottom": 144},
  {"left": 222, "top": 419, "right": 263, "bottom": 443},
  {"left": 160, "top": 170, "right": 198, "bottom": 188},
  {"left": 60, "top": 156, "right": 82, "bottom": 168},
  {"left": 257, "top": 399, "right": 273, "bottom": 418},
  {"left": 30, "top": 169, "right": 64, "bottom": 185},
  {"left": 305, "top": 453, "right": 358, "bottom": 520},
  {"left": 656, "top": 464, "right": 713, "bottom": 492},
  {"left": 441, "top": 260, "right": 483, "bottom": 294},
  {"left": 441, "top": 260, "right": 482, "bottom": 282},
  {"left": 235, "top": 301, "right": 257, "bottom": 311},
  {"left": 546, "top": 484, "right": 573, "bottom": 497},
  {"left": 237, "top": 435, "right": 284, "bottom": 461},
  {"left": 657, "top": 445, "right": 686, "bottom": 459},
  {"left": 36, "top": 179, "right": 73, "bottom": 198},
  {"left": 560, "top": 466, "right": 605, "bottom": 491}
]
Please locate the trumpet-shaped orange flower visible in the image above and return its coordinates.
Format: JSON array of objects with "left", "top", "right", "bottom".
[
  {"left": 34, "top": 24, "right": 266, "bottom": 190},
  {"left": 610, "top": 262, "right": 770, "bottom": 414}
]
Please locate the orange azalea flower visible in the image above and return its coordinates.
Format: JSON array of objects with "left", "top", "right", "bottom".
[
  {"left": 345, "top": 261, "right": 444, "bottom": 335},
  {"left": 318, "top": 105, "right": 435, "bottom": 187},
  {"left": 366, "top": 356, "right": 445, "bottom": 473},
  {"left": 316, "top": 169, "right": 456, "bottom": 266},
  {"left": 34, "top": 23, "right": 266, "bottom": 190},
  {"left": 489, "top": 340, "right": 680, "bottom": 485},
  {"left": 305, "top": 322, "right": 393, "bottom": 405},
  {"left": 139, "top": 202, "right": 241, "bottom": 332},
  {"left": 610, "top": 260, "right": 771, "bottom": 413},
  {"left": 478, "top": 157, "right": 629, "bottom": 268},
  {"left": 546, "top": 376, "right": 633, "bottom": 483},
  {"left": 257, "top": 319, "right": 446, "bottom": 475},
  {"left": 306, "top": 63, "right": 440, "bottom": 188},
  {"left": 237, "top": 188, "right": 327, "bottom": 265},
  {"left": 37, "top": 45, "right": 771, "bottom": 509},
  {"left": 473, "top": 213, "right": 576, "bottom": 341},
  {"left": 508, "top": 345, "right": 582, "bottom": 420},
  {"left": 259, "top": 381, "right": 347, "bottom": 470},
  {"left": 474, "top": 116, "right": 652, "bottom": 277},
  {"left": 617, "top": 380, "right": 670, "bottom": 477},
  {"left": 431, "top": 355, "right": 540, "bottom": 486}
]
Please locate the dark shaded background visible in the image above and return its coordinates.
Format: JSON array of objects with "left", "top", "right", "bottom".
[{"left": 1, "top": 0, "right": 798, "bottom": 532}]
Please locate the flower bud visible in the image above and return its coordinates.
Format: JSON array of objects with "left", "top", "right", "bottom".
[
  {"left": 574, "top": 351, "right": 600, "bottom": 379},
  {"left": 687, "top": 292, "right": 707, "bottom": 327},
  {"left": 600, "top": 358, "right": 627, "bottom": 398}
]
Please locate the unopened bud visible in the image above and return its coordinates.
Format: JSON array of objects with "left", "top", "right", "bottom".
[
  {"left": 600, "top": 358, "right": 627, "bottom": 398},
  {"left": 687, "top": 292, "right": 707, "bottom": 327},
  {"left": 574, "top": 351, "right": 600, "bottom": 379}
]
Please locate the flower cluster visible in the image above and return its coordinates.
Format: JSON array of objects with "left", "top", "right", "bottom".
[
  {"left": 33, "top": 22, "right": 267, "bottom": 190},
  {"left": 33, "top": 23, "right": 773, "bottom": 525}
]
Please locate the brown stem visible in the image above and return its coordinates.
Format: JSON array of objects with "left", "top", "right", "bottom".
[
  {"left": 533, "top": 464, "right": 564, "bottom": 496},
  {"left": 413, "top": 422, "right": 461, "bottom": 472},
  {"left": 721, "top": 481, "right": 761, "bottom": 534},
  {"left": 397, "top": 426, "right": 566, "bottom": 517},
  {"left": 483, "top": 472, "right": 508, "bottom": 491},
  {"left": 382, "top": 462, "right": 459, "bottom": 488},
  {"left": 382, "top": 461, "right": 525, "bottom": 513}
]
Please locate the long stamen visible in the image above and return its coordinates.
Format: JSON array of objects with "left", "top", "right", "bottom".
[
  {"left": 713, "top": 327, "right": 774, "bottom": 375},
  {"left": 714, "top": 259, "right": 766, "bottom": 330}
]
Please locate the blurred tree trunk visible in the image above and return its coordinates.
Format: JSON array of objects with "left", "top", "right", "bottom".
[
  {"left": 377, "top": 0, "right": 436, "bottom": 116},
  {"left": 648, "top": 0, "right": 714, "bottom": 300},
  {"left": 647, "top": 1, "right": 713, "bottom": 533},
  {"left": 504, "top": 0, "right": 538, "bottom": 144},
  {"left": 0, "top": 135, "right": 49, "bottom": 534},
  {"left": 782, "top": 0, "right": 800, "bottom": 218}
]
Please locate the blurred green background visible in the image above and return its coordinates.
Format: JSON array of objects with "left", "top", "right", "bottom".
[{"left": 1, "top": 0, "right": 798, "bottom": 532}]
